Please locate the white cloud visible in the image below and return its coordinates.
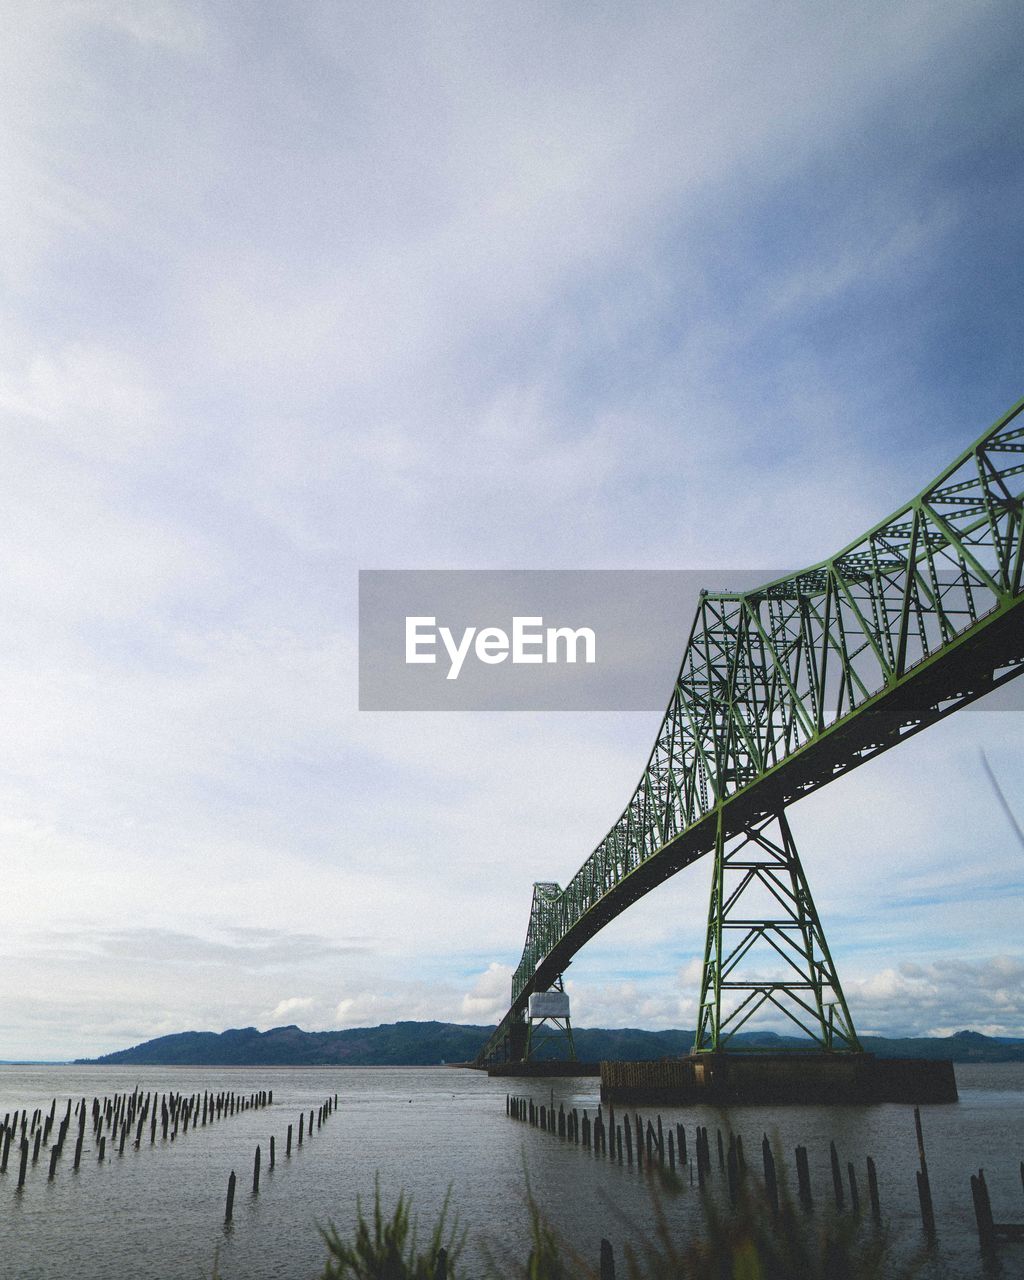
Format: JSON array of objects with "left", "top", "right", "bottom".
[
  {"left": 460, "top": 962, "right": 514, "bottom": 1022},
  {"left": 269, "top": 996, "right": 315, "bottom": 1020}
]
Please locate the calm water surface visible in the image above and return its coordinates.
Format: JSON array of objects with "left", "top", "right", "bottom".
[{"left": 0, "top": 1062, "right": 1021, "bottom": 1278}]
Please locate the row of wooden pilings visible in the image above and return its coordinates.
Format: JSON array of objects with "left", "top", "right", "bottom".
[
  {"left": 507, "top": 1094, "right": 1024, "bottom": 1263},
  {"left": 224, "top": 1093, "right": 337, "bottom": 1223},
  {"left": 0, "top": 1087, "right": 272, "bottom": 1192}
]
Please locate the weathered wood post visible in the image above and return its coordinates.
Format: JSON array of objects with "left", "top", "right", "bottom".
[
  {"left": 253, "top": 1145, "right": 261, "bottom": 1194},
  {"left": 286, "top": 1123, "right": 293, "bottom": 1156},
  {"left": 270, "top": 1135, "right": 275, "bottom": 1170},
  {"left": 971, "top": 1170, "right": 994, "bottom": 1249},
  {"left": 726, "top": 1137, "right": 739, "bottom": 1206},
  {"left": 762, "top": 1135, "right": 779, "bottom": 1217},
  {"left": 914, "top": 1107, "right": 935, "bottom": 1233},
  {"left": 830, "top": 1140, "right": 845, "bottom": 1209},
  {"left": 848, "top": 1161, "right": 861, "bottom": 1216},
  {"left": 623, "top": 1114, "right": 633, "bottom": 1166},
  {"left": 17, "top": 1138, "right": 28, "bottom": 1189},
  {"left": 225, "top": 1171, "right": 236, "bottom": 1223},
  {"left": 795, "top": 1145, "right": 812, "bottom": 1208},
  {"left": 867, "top": 1156, "right": 881, "bottom": 1221},
  {"left": 599, "top": 1237, "right": 615, "bottom": 1279}
]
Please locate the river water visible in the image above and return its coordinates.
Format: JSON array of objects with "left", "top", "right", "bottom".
[{"left": 0, "top": 1062, "right": 1021, "bottom": 1278}]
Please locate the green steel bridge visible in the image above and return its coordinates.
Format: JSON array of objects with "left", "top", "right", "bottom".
[{"left": 478, "top": 397, "right": 1024, "bottom": 1065}]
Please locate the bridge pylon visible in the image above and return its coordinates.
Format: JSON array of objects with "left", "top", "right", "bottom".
[
  {"left": 695, "top": 808, "right": 860, "bottom": 1053},
  {"left": 524, "top": 976, "right": 577, "bottom": 1062}
]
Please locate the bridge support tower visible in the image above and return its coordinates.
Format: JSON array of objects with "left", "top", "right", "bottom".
[
  {"left": 695, "top": 808, "right": 860, "bottom": 1053},
  {"left": 524, "top": 977, "right": 577, "bottom": 1062}
]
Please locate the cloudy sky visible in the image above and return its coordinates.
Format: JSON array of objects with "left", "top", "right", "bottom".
[{"left": 1, "top": 0, "right": 1022, "bottom": 1059}]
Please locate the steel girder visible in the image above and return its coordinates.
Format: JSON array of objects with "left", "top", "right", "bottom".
[{"left": 478, "top": 397, "right": 1024, "bottom": 1065}]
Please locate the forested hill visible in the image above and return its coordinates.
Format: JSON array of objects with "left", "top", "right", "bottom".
[{"left": 76, "top": 1023, "right": 1024, "bottom": 1066}]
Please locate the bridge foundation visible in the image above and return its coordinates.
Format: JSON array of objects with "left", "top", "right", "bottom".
[{"left": 600, "top": 1053, "right": 957, "bottom": 1105}]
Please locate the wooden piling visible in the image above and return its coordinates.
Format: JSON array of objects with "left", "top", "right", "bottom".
[
  {"left": 270, "top": 1135, "right": 275, "bottom": 1170},
  {"left": 830, "top": 1140, "right": 845, "bottom": 1209},
  {"left": 971, "top": 1170, "right": 994, "bottom": 1249},
  {"left": 599, "top": 1237, "right": 616, "bottom": 1279},
  {"left": 98, "top": 1135, "right": 106, "bottom": 1162},
  {"left": 726, "top": 1138, "right": 738, "bottom": 1206},
  {"left": 677, "top": 1123, "right": 686, "bottom": 1164},
  {"left": 668, "top": 1129, "right": 675, "bottom": 1172},
  {"left": 225, "top": 1171, "right": 236, "bottom": 1223},
  {"left": 287, "top": 1123, "right": 293, "bottom": 1156},
  {"left": 73, "top": 1130, "right": 83, "bottom": 1171},
  {"left": 913, "top": 1108, "right": 935, "bottom": 1232},
  {"left": 17, "top": 1138, "right": 28, "bottom": 1189},
  {"left": 795, "top": 1144, "right": 812, "bottom": 1208},
  {"left": 48, "top": 1144, "right": 58, "bottom": 1180},
  {"left": 848, "top": 1161, "right": 861, "bottom": 1216},
  {"left": 253, "top": 1145, "right": 261, "bottom": 1194},
  {"left": 867, "top": 1156, "right": 881, "bottom": 1221},
  {"left": 762, "top": 1135, "right": 779, "bottom": 1217}
]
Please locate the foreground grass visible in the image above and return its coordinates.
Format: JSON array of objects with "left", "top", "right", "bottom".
[{"left": 300, "top": 1162, "right": 915, "bottom": 1280}]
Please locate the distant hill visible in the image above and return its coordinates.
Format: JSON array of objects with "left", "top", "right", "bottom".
[{"left": 77, "top": 1022, "right": 1024, "bottom": 1066}]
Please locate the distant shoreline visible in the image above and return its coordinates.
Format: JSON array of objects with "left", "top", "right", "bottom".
[{"left": 49, "top": 1021, "right": 1024, "bottom": 1069}]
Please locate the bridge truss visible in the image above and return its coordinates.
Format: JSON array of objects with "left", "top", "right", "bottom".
[{"left": 478, "top": 396, "right": 1024, "bottom": 1064}]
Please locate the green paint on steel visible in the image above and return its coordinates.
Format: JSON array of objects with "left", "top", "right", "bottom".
[{"left": 478, "top": 397, "right": 1024, "bottom": 1065}]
